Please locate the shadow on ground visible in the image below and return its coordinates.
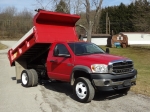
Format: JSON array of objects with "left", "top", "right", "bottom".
[
  {"left": 39, "top": 79, "right": 126, "bottom": 102},
  {"left": 11, "top": 77, "right": 22, "bottom": 83},
  {"left": 11, "top": 77, "right": 126, "bottom": 101}
]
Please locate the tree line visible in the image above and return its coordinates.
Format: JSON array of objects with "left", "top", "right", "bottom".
[
  {"left": 99, "top": 0, "right": 150, "bottom": 34},
  {"left": 0, "top": 0, "right": 150, "bottom": 39},
  {"left": 0, "top": 7, "right": 33, "bottom": 39}
]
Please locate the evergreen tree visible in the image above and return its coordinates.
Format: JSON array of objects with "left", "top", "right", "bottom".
[
  {"left": 55, "top": 0, "right": 70, "bottom": 14},
  {"left": 131, "top": 0, "right": 150, "bottom": 32},
  {"left": 99, "top": 1, "right": 150, "bottom": 34}
]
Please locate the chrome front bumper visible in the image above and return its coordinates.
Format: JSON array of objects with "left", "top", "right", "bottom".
[{"left": 93, "top": 75, "right": 137, "bottom": 87}]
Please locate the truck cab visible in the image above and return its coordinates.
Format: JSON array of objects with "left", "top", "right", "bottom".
[
  {"left": 45, "top": 41, "right": 137, "bottom": 102},
  {"left": 8, "top": 10, "right": 137, "bottom": 103}
]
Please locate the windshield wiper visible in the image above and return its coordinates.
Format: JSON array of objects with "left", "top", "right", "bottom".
[
  {"left": 76, "top": 52, "right": 104, "bottom": 56},
  {"left": 76, "top": 52, "right": 93, "bottom": 56},
  {"left": 92, "top": 52, "right": 104, "bottom": 54}
]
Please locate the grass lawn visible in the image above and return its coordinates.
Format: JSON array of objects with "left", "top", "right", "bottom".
[
  {"left": 0, "top": 43, "right": 7, "bottom": 50},
  {"left": 101, "top": 46, "right": 150, "bottom": 96}
]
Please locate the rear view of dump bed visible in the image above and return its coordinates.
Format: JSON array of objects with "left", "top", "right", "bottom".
[{"left": 8, "top": 10, "right": 80, "bottom": 66}]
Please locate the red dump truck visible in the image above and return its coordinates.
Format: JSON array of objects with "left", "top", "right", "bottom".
[{"left": 8, "top": 10, "right": 137, "bottom": 103}]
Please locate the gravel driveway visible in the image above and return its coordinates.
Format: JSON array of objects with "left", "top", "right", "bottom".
[{"left": 0, "top": 41, "right": 150, "bottom": 112}]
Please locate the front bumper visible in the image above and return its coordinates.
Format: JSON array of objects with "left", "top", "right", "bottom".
[{"left": 91, "top": 69, "right": 137, "bottom": 91}]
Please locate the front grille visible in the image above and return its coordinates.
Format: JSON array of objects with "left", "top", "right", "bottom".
[{"left": 109, "top": 60, "right": 134, "bottom": 75}]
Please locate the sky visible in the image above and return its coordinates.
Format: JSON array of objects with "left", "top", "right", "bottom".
[{"left": 0, "top": 0, "right": 133, "bottom": 13}]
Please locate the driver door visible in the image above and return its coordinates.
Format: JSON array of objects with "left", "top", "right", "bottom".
[{"left": 47, "top": 43, "right": 74, "bottom": 81}]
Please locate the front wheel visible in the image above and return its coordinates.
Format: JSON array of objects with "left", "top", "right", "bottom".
[{"left": 73, "top": 77, "right": 95, "bottom": 103}]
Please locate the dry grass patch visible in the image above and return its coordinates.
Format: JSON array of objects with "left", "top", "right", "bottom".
[{"left": 0, "top": 43, "right": 7, "bottom": 50}]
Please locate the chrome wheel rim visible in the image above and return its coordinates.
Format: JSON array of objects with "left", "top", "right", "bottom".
[
  {"left": 76, "top": 82, "right": 87, "bottom": 99},
  {"left": 22, "top": 73, "right": 28, "bottom": 85}
]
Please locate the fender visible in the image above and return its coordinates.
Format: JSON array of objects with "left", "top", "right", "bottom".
[{"left": 70, "top": 65, "right": 92, "bottom": 85}]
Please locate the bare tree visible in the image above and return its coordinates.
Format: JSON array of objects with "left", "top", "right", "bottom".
[
  {"left": 2, "top": 6, "right": 17, "bottom": 17},
  {"left": 34, "top": 0, "right": 53, "bottom": 10},
  {"left": 57, "top": 0, "right": 103, "bottom": 42},
  {"left": 80, "top": 0, "right": 103, "bottom": 42},
  {"left": 0, "top": 6, "right": 34, "bottom": 39},
  {"left": 70, "top": 0, "right": 82, "bottom": 14}
]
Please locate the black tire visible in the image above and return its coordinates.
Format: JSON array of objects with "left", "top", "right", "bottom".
[
  {"left": 21, "top": 69, "right": 33, "bottom": 87},
  {"left": 116, "top": 87, "right": 130, "bottom": 94},
  {"left": 30, "top": 69, "right": 38, "bottom": 86},
  {"left": 73, "top": 77, "right": 95, "bottom": 103}
]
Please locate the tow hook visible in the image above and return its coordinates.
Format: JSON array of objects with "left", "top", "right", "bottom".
[{"left": 113, "top": 86, "right": 118, "bottom": 90}]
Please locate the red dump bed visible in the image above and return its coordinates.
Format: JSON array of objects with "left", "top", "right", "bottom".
[{"left": 8, "top": 10, "right": 80, "bottom": 66}]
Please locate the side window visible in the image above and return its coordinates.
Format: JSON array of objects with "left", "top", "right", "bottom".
[{"left": 54, "top": 44, "right": 70, "bottom": 56}]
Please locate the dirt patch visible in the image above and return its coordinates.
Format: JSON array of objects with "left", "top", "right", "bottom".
[{"left": 0, "top": 42, "right": 7, "bottom": 50}]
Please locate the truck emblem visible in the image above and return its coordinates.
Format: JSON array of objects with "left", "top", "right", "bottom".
[{"left": 122, "top": 60, "right": 127, "bottom": 64}]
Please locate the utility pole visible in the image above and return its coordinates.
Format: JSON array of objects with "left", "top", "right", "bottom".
[
  {"left": 108, "top": 17, "right": 110, "bottom": 34},
  {"left": 106, "top": 12, "right": 108, "bottom": 34},
  {"left": 106, "top": 12, "right": 110, "bottom": 34},
  {"left": 112, "top": 30, "right": 114, "bottom": 36}
]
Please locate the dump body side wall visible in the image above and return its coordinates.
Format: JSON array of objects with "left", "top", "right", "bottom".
[{"left": 8, "top": 10, "right": 80, "bottom": 66}]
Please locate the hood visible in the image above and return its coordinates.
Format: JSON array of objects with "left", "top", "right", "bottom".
[{"left": 75, "top": 53, "right": 128, "bottom": 65}]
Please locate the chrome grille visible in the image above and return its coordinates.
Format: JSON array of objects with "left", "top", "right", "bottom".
[{"left": 109, "top": 60, "right": 134, "bottom": 74}]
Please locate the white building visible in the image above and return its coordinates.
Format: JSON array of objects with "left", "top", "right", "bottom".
[
  {"left": 120, "top": 32, "right": 150, "bottom": 45},
  {"left": 82, "top": 34, "right": 111, "bottom": 46}
]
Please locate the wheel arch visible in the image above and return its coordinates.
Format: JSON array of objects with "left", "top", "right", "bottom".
[{"left": 70, "top": 65, "right": 92, "bottom": 86}]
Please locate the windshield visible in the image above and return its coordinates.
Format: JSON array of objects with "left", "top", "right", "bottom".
[{"left": 68, "top": 42, "right": 105, "bottom": 55}]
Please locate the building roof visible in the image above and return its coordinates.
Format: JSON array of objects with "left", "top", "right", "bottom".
[
  {"left": 81, "top": 34, "right": 111, "bottom": 38},
  {"left": 120, "top": 32, "right": 150, "bottom": 34}
]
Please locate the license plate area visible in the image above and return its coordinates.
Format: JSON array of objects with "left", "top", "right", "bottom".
[{"left": 123, "top": 80, "right": 131, "bottom": 86}]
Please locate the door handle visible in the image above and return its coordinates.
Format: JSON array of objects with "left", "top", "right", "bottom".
[
  {"left": 67, "top": 63, "right": 74, "bottom": 66},
  {"left": 50, "top": 60, "right": 56, "bottom": 62}
]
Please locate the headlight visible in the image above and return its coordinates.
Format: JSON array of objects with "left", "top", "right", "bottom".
[{"left": 91, "top": 64, "right": 108, "bottom": 73}]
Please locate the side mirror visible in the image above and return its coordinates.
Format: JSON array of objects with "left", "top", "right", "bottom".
[
  {"left": 106, "top": 48, "right": 110, "bottom": 54},
  {"left": 54, "top": 48, "right": 59, "bottom": 56}
]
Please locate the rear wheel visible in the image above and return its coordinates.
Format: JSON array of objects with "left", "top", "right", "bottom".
[
  {"left": 73, "top": 77, "right": 95, "bottom": 103},
  {"left": 30, "top": 69, "right": 38, "bottom": 86},
  {"left": 21, "top": 69, "right": 32, "bottom": 87}
]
